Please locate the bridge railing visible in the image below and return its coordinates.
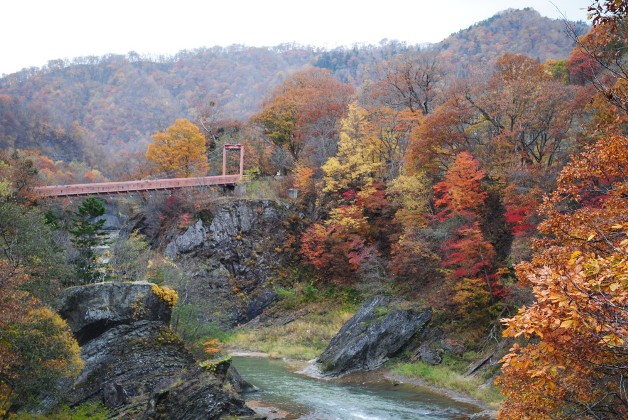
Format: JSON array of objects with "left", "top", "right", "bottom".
[{"left": 34, "top": 174, "right": 244, "bottom": 198}]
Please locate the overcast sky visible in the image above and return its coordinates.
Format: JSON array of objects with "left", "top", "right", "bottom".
[{"left": 1, "top": 0, "right": 591, "bottom": 76}]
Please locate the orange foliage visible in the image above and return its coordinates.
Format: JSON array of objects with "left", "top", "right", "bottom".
[
  {"left": 433, "top": 152, "right": 487, "bottom": 220},
  {"left": 588, "top": 0, "right": 628, "bottom": 27},
  {"left": 408, "top": 53, "right": 584, "bottom": 180},
  {"left": 203, "top": 338, "right": 222, "bottom": 357},
  {"left": 498, "top": 134, "right": 628, "bottom": 419},
  {"left": 442, "top": 222, "right": 495, "bottom": 280},
  {"left": 588, "top": 78, "right": 628, "bottom": 133},
  {"left": 495, "top": 53, "right": 549, "bottom": 83},
  {"left": 12, "top": 149, "right": 109, "bottom": 186},
  {"left": 575, "top": 13, "right": 628, "bottom": 114},
  {"left": 253, "top": 68, "right": 353, "bottom": 164},
  {"left": 299, "top": 185, "right": 391, "bottom": 284},
  {"left": 405, "top": 96, "right": 471, "bottom": 174},
  {"left": 292, "top": 164, "right": 315, "bottom": 192},
  {"left": 300, "top": 224, "right": 333, "bottom": 271},
  {"left": 533, "top": 134, "right": 628, "bottom": 258},
  {"left": 146, "top": 118, "right": 209, "bottom": 178},
  {"left": 299, "top": 222, "right": 359, "bottom": 283}
]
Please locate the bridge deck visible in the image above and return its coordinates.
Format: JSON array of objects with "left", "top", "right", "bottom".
[{"left": 34, "top": 174, "right": 243, "bottom": 198}]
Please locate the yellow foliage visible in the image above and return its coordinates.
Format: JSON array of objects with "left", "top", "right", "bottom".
[
  {"left": 0, "top": 179, "right": 11, "bottom": 198},
  {"left": 0, "top": 291, "right": 83, "bottom": 412},
  {"left": 322, "top": 102, "right": 383, "bottom": 192},
  {"left": 151, "top": 284, "right": 179, "bottom": 308},
  {"left": 146, "top": 118, "right": 209, "bottom": 177},
  {"left": 0, "top": 383, "right": 11, "bottom": 416},
  {"left": 387, "top": 173, "right": 432, "bottom": 227},
  {"left": 26, "top": 306, "right": 84, "bottom": 373},
  {"left": 326, "top": 205, "right": 368, "bottom": 232}
]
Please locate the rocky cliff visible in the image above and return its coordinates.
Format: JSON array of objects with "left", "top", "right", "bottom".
[
  {"left": 162, "top": 199, "right": 290, "bottom": 326},
  {"left": 57, "top": 282, "right": 257, "bottom": 419}
]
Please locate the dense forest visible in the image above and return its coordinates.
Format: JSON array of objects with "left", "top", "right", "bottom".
[{"left": 1, "top": 1, "right": 627, "bottom": 419}]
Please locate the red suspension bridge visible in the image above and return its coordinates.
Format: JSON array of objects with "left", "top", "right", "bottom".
[{"left": 34, "top": 144, "right": 245, "bottom": 198}]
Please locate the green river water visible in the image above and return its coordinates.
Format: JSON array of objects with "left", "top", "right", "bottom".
[{"left": 232, "top": 356, "right": 484, "bottom": 419}]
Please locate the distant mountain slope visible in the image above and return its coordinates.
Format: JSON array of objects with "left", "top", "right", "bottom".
[
  {"left": 437, "top": 8, "right": 589, "bottom": 68},
  {"left": 0, "top": 46, "right": 315, "bottom": 158},
  {"left": 0, "top": 8, "right": 588, "bottom": 165},
  {"left": 0, "top": 93, "right": 88, "bottom": 161}
]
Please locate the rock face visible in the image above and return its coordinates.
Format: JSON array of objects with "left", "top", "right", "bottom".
[
  {"left": 57, "top": 282, "right": 171, "bottom": 345},
  {"left": 316, "top": 296, "right": 431, "bottom": 377},
  {"left": 163, "top": 199, "right": 289, "bottom": 326},
  {"left": 57, "top": 282, "right": 256, "bottom": 419},
  {"left": 165, "top": 219, "right": 208, "bottom": 257},
  {"left": 95, "top": 213, "right": 123, "bottom": 230}
]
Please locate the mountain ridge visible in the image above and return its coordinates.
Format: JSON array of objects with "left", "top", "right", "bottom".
[{"left": 0, "top": 8, "right": 589, "bottom": 167}]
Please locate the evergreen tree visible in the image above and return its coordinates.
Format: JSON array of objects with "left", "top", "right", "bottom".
[{"left": 69, "top": 197, "right": 106, "bottom": 283}]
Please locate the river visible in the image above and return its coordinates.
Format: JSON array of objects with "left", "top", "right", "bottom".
[{"left": 232, "top": 356, "right": 484, "bottom": 419}]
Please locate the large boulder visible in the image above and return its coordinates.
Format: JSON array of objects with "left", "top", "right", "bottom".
[
  {"left": 66, "top": 321, "right": 254, "bottom": 418},
  {"left": 57, "top": 282, "right": 257, "bottom": 419},
  {"left": 316, "top": 296, "right": 431, "bottom": 377},
  {"left": 57, "top": 282, "right": 172, "bottom": 345}
]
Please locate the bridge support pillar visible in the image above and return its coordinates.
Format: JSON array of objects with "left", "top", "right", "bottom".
[{"left": 223, "top": 144, "right": 244, "bottom": 178}]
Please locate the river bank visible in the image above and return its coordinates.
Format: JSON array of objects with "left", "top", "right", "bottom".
[
  {"left": 224, "top": 297, "right": 502, "bottom": 417},
  {"left": 383, "top": 371, "right": 498, "bottom": 418},
  {"left": 229, "top": 352, "right": 496, "bottom": 419}
]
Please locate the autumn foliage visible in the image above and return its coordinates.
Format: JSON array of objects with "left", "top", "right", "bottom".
[
  {"left": 0, "top": 201, "right": 82, "bottom": 413},
  {"left": 203, "top": 338, "right": 222, "bottom": 357},
  {"left": 433, "top": 153, "right": 496, "bottom": 279},
  {"left": 498, "top": 134, "right": 628, "bottom": 419},
  {"left": 2, "top": 6, "right": 628, "bottom": 417},
  {"left": 299, "top": 202, "right": 376, "bottom": 284},
  {"left": 146, "top": 118, "right": 209, "bottom": 177},
  {"left": 433, "top": 152, "right": 487, "bottom": 220},
  {"left": 0, "top": 275, "right": 83, "bottom": 413},
  {"left": 253, "top": 68, "right": 353, "bottom": 166}
]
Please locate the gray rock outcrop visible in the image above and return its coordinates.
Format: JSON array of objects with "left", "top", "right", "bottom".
[
  {"left": 95, "top": 213, "right": 122, "bottom": 230},
  {"left": 57, "top": 282, "right": 171, "bottom": 345},
  {"left": 165, "top": 219, "right": 208, "bottom": 258},
  {"left": 316, "top": 296, "right": 431, "bottom": 377},
  {"left": 57, "top": 282, "right": 256, "bottom": 419},
  {"left": 417, "top": 343, "right": 443, "bottom": 365},
  {"left": 226, "top": 365, "right": 259, "bottom": 394},
  {"left": 162, "top": 199, "right": 288, "bottom": 326}
]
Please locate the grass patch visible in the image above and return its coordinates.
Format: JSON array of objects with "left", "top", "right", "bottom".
[
  {"left": 391, "top": 360, "right": 504, "bottom": 409},
  {"left": 225, "top": 303, "right": 355, "bottom": 360},
  {"left": 241, "top": 178, "right": 288, "bottom": 200},
  {"left": 171, "top": 305, "right": 232, "bottom": 343}
]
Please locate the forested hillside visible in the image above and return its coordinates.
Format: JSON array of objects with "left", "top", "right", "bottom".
[
  {"left": 0, "top": 94, "right": 90, "bottom": 161},
  {"left": 0, "top": 8, "right": 586, "bottom": 172},
  {"left": 439, "top": 8, "right": 589, "bottom": 67},
  {"left": 0, "top": 46, "right": 314, "bottom": 162}
]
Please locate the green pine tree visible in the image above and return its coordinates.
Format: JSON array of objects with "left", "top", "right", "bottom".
[{"left": 69, "top": 197, "right": 106, "bottom": 283}]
